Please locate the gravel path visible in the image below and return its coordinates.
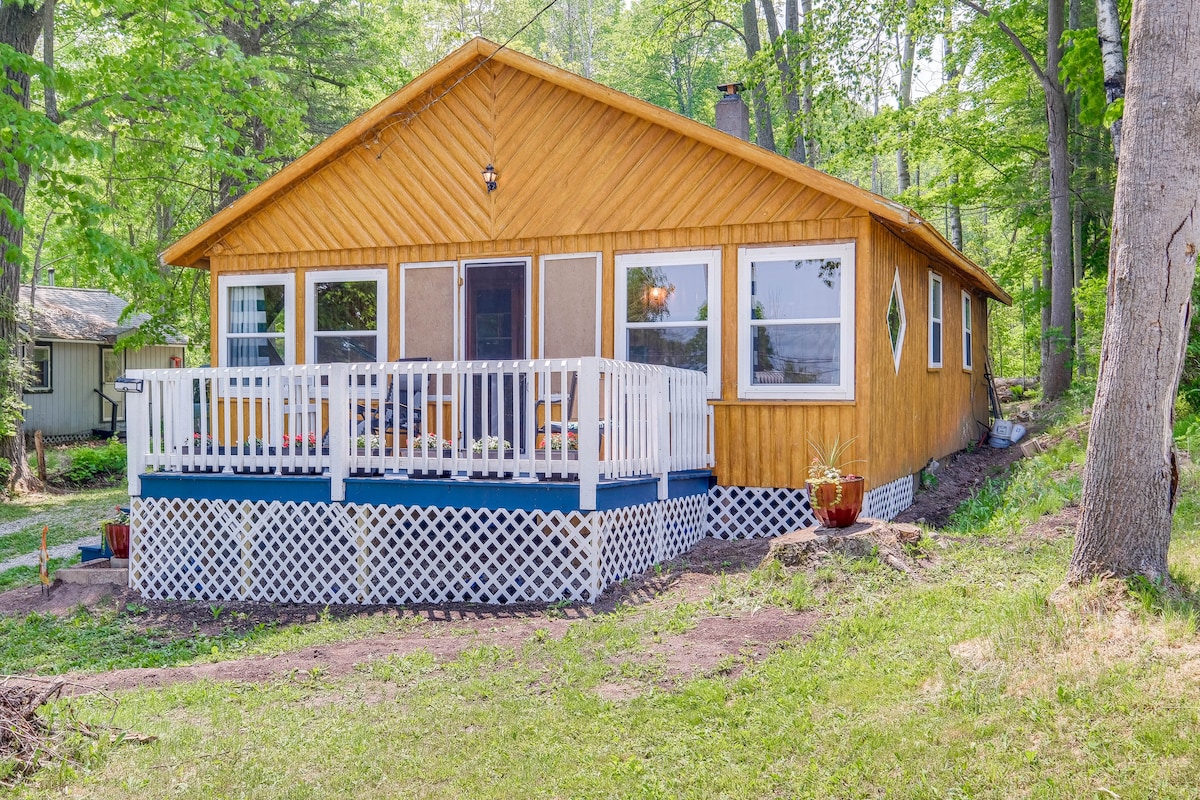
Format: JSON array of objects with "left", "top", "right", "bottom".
[
  {"left": 0, "top": 513, "right": 54, "bottom": 539},
  {"left": 0, "top": 535, "right": 96, "bottom": 573}
]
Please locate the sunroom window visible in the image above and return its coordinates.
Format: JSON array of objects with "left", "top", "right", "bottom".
[
  {"left": 738, "top": 243, "right": 856, "bottom": 400},
  {"left": 219, "top": 274, "right": 294, "bottom": 366},
  {"left": 306, "top": 269, "right": 388, "bottom": 363},
  {"left": 615, "top": 250, "right": 721, "bottom": 397}
]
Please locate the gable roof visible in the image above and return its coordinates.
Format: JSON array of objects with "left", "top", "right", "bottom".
[
  {"left": 161, "top": 37, "right": 1010, "bottom": 304},
  {"left": 19, "top": 285, "right": 187, "bottom": 345}
]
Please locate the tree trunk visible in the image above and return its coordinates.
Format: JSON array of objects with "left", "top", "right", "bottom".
[
  {"left": 1095, "top": 0, "right": 1126, "bottom": 161},
  {"left": 1068, "top": 0, "right": 1200, "bottom": 584},
  {"left": 943, "top": 9, "right": 963, "bottom": 249},
  {"left": 759, "top": 0, "right": 804, "bottom": 162},
  {"left": 1073, "top": 180, "right": 1087, "bottom": 376},
  {"left": 742, "top": 1, "right": 777, "bottom": 153},
  {"left": 895, "top": 0, "right": 915, "bottom": 194},
  {"left": 800, "top": 0, "right": 814, "bottom": 165},
  {"left": 0, "top": 2, "right": 49, "bottom": 494},
  {"left": 1042, "top": 0, "right": 1074, "bottom": 399}
]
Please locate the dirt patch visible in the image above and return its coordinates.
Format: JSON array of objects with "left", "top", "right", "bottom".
[
  {"left": 0, "top": 583, "right": 129, "bottom": 617},
  {"left": 653, "top": 608, "right": 816, "bottom": 679},
  {"left": 895, "top": 443, "right": 1028, "bottom": 529},
  {"left": 1019, "top": 507, "right": 1079, "bottom": 544},
  {"left": 592, "top": 537, "right": 772, "bottom": 614}
]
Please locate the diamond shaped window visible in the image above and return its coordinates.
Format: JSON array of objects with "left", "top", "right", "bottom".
[{"left": 887, "top": 269, "right": 906, "bottom": 372}]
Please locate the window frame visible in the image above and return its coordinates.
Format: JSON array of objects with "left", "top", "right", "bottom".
[
  {"left": 737, "top": 242, "right": 856, "bottom": 401},
  {"left": 24, "top": 342, "right": 52, "bottom": 393},
  {"left": 962, "top": 289, "right": 974, "bottom": 372},
  {"left": 888, "top": 268, "right": 906, "bottom": 374},
  {"left": 217, "top": 273, "right": 296, "bottom": 367},
  {"left": 305, "top": 267, "right": 388, "bottom": 364},
  {"left": 928, "top": 270, "right": 944, "bottom": 369},
  {"left": 614, "top": 249, "right": 722, "bottom": 398}
]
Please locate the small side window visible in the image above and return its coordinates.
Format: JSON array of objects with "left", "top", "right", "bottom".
[
  {"left": 962, "top": 291, "right": 973, "bottom": 371},
  {"left": 25, "top": 343, "right": 51, "bottom": 392},
  {"left": 928, "top": 271, "right": 943, "bottom": 369}
]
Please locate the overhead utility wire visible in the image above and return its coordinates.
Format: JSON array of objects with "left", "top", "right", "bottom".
[{"left": 372, "top": 0, "right": 565, "bottom": 159}]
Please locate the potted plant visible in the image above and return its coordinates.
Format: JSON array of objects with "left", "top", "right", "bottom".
[
  {"left": 102, "top": 506, "right": 131, "bottom": 559},
  {"left": 806, "top": 436, "right": 865, "bottom": 528}
]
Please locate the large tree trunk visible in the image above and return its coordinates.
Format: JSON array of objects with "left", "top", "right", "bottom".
[
  {"left": 1067, "top": 0, "right": 1200, "bottom": 584},
  {"left": 742, "top": 1, "right": 776, "bottom": 153},
  {"left": 759, "top": 0, "right": 805, "bottom": 162},
  {"left": 799, "top": 0, "right": 814, "bottom": 165},
  {"left": 0, "top": 2, "right": 49, "bottom": 494},
  {"left": 1041, "top": 0, "right": 1074, "bottom": 399},
  {"left": 895, "top": 0, "right": 916, "bottom": 194},
  {"left": 1095, "top": 0, "right": 1126, "bottom": 161}
]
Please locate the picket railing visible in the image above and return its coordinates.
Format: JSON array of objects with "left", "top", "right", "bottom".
[{"left": 124, "top": 358, "right": 712, "bottom": 510}]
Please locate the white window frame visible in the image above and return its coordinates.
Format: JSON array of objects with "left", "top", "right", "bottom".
[
  {"left": 737, "top": 242, "right": 856, "bottom": 401},
  {"left": 928, "top": 270, "right": 943, "bottom": 369},
  {"left": 306, "top": 268, "right": 388, "bottom": 364},
  {"left": 24, "top": 342, "right": 51, "bottom": 392},
  {"left": 614, "top": 249, "right": 722, "bottom": 398},
  {"left": 217, "top": 273, "right": 296, "bottom": 367},
  {"left": 962, "top": 290, "right": 974, "bottom": 371},
  {"left": 888, "top": 268, "right": 906, "bottom": 374}
]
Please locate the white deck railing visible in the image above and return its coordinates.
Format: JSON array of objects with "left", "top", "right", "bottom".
[{"left": 124, "top": 358, "right": 713, "bottom": 510}]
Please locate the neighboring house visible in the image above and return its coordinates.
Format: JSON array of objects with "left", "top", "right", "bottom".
[
  {"left": 19, "top": 284, "right": 186, "bottom": 439},
  {"left": 125, "top": 38, "right": 1010, "bottom": 606}
]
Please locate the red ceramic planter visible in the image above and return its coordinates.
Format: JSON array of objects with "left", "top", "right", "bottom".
[
  {"left": 806, "top": 476, "right": 865, "bottom": 528},
  {"left": 104, "top": 523, "right": 130, "bottom": 559}
]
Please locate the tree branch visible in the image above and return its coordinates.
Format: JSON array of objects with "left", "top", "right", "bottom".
[{"left": 958, "top": 0, "right": 1049, "bottom": 87}]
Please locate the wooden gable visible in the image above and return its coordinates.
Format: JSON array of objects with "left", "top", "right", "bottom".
[{"left": 217, "top": 59, "right": 862, "bottom": 256}]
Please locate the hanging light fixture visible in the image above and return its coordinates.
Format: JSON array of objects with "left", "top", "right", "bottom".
[{"left": 482, "top": 164, "right": 498, "bottom": 192}]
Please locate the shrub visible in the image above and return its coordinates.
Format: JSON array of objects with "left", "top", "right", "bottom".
[
  {"left": 0, "top": 456, "right": 12, "bottom": 489},
  {"left": 57, "top": 439, "right": 127, "bottom": 487}
]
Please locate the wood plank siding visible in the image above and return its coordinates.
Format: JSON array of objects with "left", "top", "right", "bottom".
[{"left": 174, "top": 40, "right": 1006, "bottom": 492}]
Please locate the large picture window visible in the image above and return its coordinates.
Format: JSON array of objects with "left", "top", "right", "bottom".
[
  {"left": 615, "top": 250, "right": 721, "bottom": 397},
  {"left": 218, "top": 274, "right": 295, "bottom": 367},
  {"left": 306, "top": 269, "right": 388, "bottom": 363},
  {"left": 737, "top": 243, "right": 856, "bottom": 400}
]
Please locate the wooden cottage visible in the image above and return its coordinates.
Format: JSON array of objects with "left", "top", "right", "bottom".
[{"left": 126, "top": 38, "right": 1010, "bottom": 605}]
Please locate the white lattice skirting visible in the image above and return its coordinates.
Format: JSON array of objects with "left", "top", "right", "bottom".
[
  {"left": 131, "top": 494, "right": 708, "bottom": 605},
  {"left": 704, "top": 474, "right": 915, "bottom": 540}
]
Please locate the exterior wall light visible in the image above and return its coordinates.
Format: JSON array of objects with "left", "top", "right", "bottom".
[{"left": 482, "top": 164, "right": 497, "bottom": 192}]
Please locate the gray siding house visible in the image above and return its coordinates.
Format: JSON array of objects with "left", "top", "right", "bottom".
[{"left": 20, "top": 285, "right": 186, "bottom": 438}]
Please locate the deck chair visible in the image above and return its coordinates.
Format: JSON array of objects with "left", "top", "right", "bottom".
[{"left": 356, "top": 358, "right": 431, "bottom": 441}]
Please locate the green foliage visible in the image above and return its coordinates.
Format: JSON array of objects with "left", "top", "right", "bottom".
[
  {"left": 57, "top": 439, "right": 126, "bottom": 487},
  {"left": 0, "top": 456, "right": 12, "bottom": 489},
  {"left": 1179, "top": 274, "right": 1200, "bottom": 412}
]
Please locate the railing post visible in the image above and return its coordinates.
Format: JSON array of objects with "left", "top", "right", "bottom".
[
  {"left": 656, "top": 369, "right": 670, "bottom": 500},
  {"left": 126, "top": 370, "right": 149, "bottom": 497},
  {"left": 328, "top": 363, "right": 350, "bottom": 502},
  {"left": 577, "top": 358, "right": 600, "bottom": 511}
]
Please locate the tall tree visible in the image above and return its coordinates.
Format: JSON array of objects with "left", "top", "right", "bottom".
[
  {"left": 1094, "top": 0, "right": 1124, "bottom": 160},
  {"left": 1067, "top": 0, "right": 1199, "bottom": 584},
  {"left": 0, "top": 0, "right": 53, "bottom": 492},
  {"left": 961, "top": 0, "right": 1074, "bottom": 399}
]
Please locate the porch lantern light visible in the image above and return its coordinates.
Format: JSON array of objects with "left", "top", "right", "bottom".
[{"left": 482, "top": 164, "right": 498, "bottom": 192}]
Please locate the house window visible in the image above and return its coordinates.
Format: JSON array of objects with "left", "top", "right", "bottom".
[
  {"left": 218, "top": 274, "right": 295, "bottom": 367},
  {"left": 25, "top": 343, "right": 51, "bottom": 392},
  {"left": 737, "top": 243, "right": 856, "bottom": 400},
  {"left": 615, "top": 250, "right": 721, "bottom": 397},
  {"left": 962, "top": 290, "right": 973, "bottom": 371},
  {"left": 306, "top": 269, "right": 388, "bottom": 363},
  {"left": 928, "top": 271, "right": 943, "bottom": 368},
  {"left": 887, "top": 269, "right": 906, "bottom": 373}
]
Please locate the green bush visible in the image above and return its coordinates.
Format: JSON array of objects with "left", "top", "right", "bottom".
[
  {"left": 57, "top": 439, "right": 127, "bottom": 487},
  {"left": 0, "top": 456, "right": 12, "bottom": 489}
]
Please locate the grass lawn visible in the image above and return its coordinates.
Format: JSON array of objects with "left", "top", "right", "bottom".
[{"left": 7, "top": 405, "right": 1200, "bottom": 798}]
